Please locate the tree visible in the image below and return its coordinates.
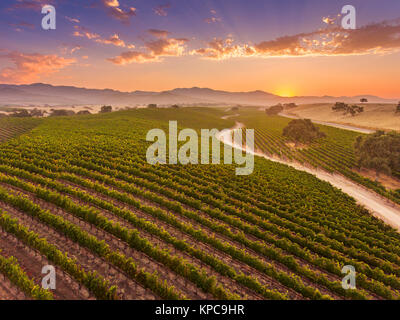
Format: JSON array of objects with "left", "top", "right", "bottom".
[
  {"left": 12, "top": 109, "right": 31, "bottom": 118},
  {"left": 283, "top": 119, "right": 326, "bottom": 144},
  {"left": 332, "top": 102, "right": 347, "bottom": 112},
  {"left": 283, "top": 103, "right": 298, "bottom": 109},
  {"left": 30, "top": 108, "right": 44, "bottom": 117},
  {"left": 347, "top": 105, "right": 364, "bottom": 116},
  {"left": 360, "top": 98, "right": 368, "bottom": 103},
  {"left": 171, "top": 104, "right": 180, "bottom": 109},
  {"left": 266, "top": 104, "right": 283, "bottom": 116},
  {"left": 50, "top": 109, "right": 75, "bottom": 117},
  {"left": 396, "top": 102, "right": 400, "bottom": 114},
  {"left": 332, "top": 102, "right": 364, "bottom": 116},
  {"left": 77, "top": 110, "right": 91, "bottom": 115},
  {"left": 355, "top": 105, "right": 364, "bottom": 113},
  {"left": 148, "top": 104, "right": 157, "bottom": 109},
  {"left": 100, "top": 105, "right": 112, "bottom": 113},
  {"left": 354, "top": 131, "right": 400, "bottom": 176}
]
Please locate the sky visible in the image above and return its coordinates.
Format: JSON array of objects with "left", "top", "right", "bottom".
[{"left": 0, "top": 0, "right": 400, "bottom": 98}]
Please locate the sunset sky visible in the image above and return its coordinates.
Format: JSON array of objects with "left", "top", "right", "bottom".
[{"left": 1, "top": 0, "right": 400, "bottom": 98}]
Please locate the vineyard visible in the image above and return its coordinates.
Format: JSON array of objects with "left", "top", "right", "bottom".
[
  {"left": 0, "top": 118, "right": 41, "bottom": 143},
  {"left": 235, "top": 109, "right": 400, "bottom": 204},
  {"left": 1, "top": 107, "right": 400, "bottom": 300}
]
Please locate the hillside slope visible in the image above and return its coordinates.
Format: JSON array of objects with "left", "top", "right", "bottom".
[
  {"left": 1, "top": 108, "right": 400, "bottom": 300},
  {"left": 284, "top": 103, "right": 400, "bottom": 132}
]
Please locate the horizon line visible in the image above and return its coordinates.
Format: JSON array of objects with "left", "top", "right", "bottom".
[{"left": 1, "top": 82, "right": 399, "bottom": 100}]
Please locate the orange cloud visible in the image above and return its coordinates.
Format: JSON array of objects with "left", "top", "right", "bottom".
[
  {"left": 107, "top": 51, "right": 158, "bottom": 64},
  {"left": 145, "top": 38, "right": 188, "bottom": 56},
  {"left": 192, "top": 19, "right": 400, "bottom": 60},
  {"left": 191, "top": 37, "right": 254, "bottom": 60},
  {"left": 60, "top": 44, "right": 82, "bottom": 55},
  {"left": 73, "top": 26, "right": 100, "bottom": 40},
  {"left": 104, "top": 0, "right": 119, "bottom": 6},
  {"left": 322, "top": 16, "right": 338, "bottom": 25},
  {"left": 102, "top": 0, "right": 136, "bottom": 23},
  {"left": 0, "top": 51, "right": 75, "bottom": 83},
  {"left": 108, "top": 31, "right": 188, "bottom": 64},
  {"left": 254, "top": 20, "right": 400, "bottom": 56},
  {"left": 95, "top": 34, "right": 135, "bottom": 48},
  {"left": 73, "top": 26, "right": 134, "bottom": 48}
]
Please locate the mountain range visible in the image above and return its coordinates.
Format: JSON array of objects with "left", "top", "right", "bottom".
[{"left": 0, "top": 83, "right": 397, "bottom": 107}]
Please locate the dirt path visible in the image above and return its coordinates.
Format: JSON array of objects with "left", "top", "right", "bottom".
[
  {"left": 0, "top": 275, "right": 25, "bottom": 300},
  {"left": 216, "top": 122, "right": 400, "bottom": 232},
  {"left": 221, "top": 114, "right": 239, "bottom": 120}
]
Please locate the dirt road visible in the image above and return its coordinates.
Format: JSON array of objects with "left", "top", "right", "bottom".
[
  {"left": 217, "top": 122, "right": 400, "bottom": 231},
  {"left": 221, "top": 114, "right": 240, "bottom": 120}
]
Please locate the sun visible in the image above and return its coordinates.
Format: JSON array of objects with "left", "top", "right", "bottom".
[{"left": 274, "top": 88, "right": 297, "bottom": 98}]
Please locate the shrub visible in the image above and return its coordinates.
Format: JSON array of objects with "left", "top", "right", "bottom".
[
  {"left": 266, "top": 104, "right": 283, "bottom": 116},
  {"left": 30, "top": 108, "right": 44, "bottom": 117},
  {"left": 12, "top": 109, "right": 31, "bottom": 118},
  {"left": 283, "top": 103, "right": 298, "bottom": 109},
  {"left": 100, "top": 105, "right": 112, "bottom": 113},
  {"left": 50, "top": 109, "right": 75, "bottom": 117},
  {"left": 283, "top": 119, "right": 326, "bottom": 144},
  {"left": 332, "top": 102, "right": 364, "bottom": 116},
  {"left": 77, "top": 110, "right": 91, "bottom": 115},
  {"left": 354, "top": 131, "right": 400, "bottom": 175}
]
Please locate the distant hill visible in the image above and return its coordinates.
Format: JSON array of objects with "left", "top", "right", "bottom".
[{"left": 0, "top": 83, "right": 397, "bottom": 106}]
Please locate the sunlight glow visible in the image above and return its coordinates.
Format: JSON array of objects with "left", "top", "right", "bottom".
[{"left": 274, "top": 88, "right": 297, "bottom": 98}]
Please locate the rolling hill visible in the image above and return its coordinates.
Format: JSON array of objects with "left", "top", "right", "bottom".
[{"left": 0, "top": 83, "right": 397, "bottom": 107}]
